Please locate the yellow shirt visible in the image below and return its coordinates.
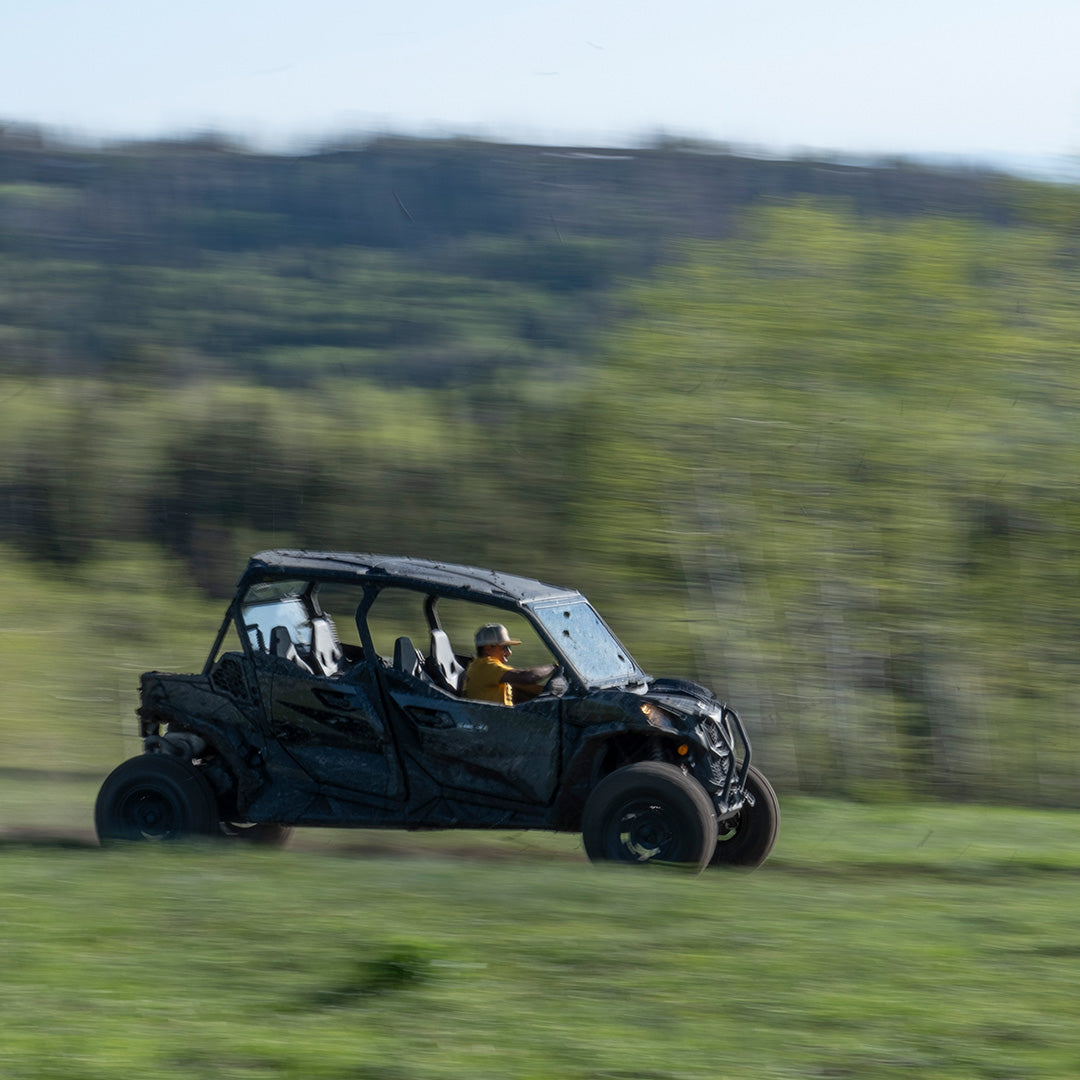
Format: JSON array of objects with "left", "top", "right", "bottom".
[{"left": 462, "top": 655, "right": 513, "bottom": 706}]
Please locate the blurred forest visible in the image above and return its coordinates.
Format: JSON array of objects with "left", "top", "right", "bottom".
[{"left": 2, "top": 126, "right": 1080, "bottom": 804}]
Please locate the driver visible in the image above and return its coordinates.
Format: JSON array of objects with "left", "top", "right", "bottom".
[{"left": 462, "top": 623, "right": 556, "bottom": 706}]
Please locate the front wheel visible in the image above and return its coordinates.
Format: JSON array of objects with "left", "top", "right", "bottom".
[
  {"left": 710, "top": 764, "right": 779, "bottom": 869},
  {"left": 95, "top": 754, "right": 219, "bottom": 844},
  {"left": 582, "top": 762, "right": 717, "bottom": 873}
]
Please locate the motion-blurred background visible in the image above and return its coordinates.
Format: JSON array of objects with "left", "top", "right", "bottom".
[
  {"left": 2, "top": 0, "right": 1080, "bottom": 805},
  {"left": 2, "top": 128, "right": 1080, "bottom": 809}
]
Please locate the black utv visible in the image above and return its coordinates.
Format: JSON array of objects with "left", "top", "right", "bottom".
[{"left": 95, "top": 551, "right": 779, "bottom": 872}]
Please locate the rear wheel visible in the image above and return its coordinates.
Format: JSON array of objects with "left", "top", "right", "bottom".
[
  {"left": 95, "top": 755, "right": 218, "bottom": 844},
  {"left": 582, "top": 762, "right": 717, "bottom": 873},
  {"left": 710, "top": 764, "right": 779, "bottom": 869}
]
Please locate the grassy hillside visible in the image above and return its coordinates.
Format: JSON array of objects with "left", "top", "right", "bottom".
[
  {"left": 1, "top": 798, "right": 1079, "bottom": 1079},
  {"left": 0, "top": 543, "right": 221, "bottom": 772}
]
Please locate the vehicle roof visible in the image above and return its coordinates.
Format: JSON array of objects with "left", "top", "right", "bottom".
[{"left": 243, "top": 550, "right": 581, "bottom": 606}]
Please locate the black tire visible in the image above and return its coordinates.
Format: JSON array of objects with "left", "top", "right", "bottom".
[
  {"left": 710, "top": 764, "right": 779, "bottom": 869},
  {"left": 582, "top": 761, "right": 718, "bottom": 873},
  {"left": 219, "top": 821, "right": 293, "bottom": 847},
  {"left": 95, "top": 754, "right": 219, "bottom": 844}
]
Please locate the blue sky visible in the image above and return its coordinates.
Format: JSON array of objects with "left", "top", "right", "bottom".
[{"left": 5, "top": 0, "right": 1079, "bottom": 171}]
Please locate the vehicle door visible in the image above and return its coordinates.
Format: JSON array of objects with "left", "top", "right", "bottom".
[
  {"left": 241, "top": 589, "right": 405, "bottom": 800},
  {"left": 263, "top": 656, "right": 405, "bottom": 799},
  {"left": 381, "top": 668, "right": 561, "bottom": 807}
]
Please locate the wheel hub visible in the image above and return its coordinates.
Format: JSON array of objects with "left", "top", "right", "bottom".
[
  {"left": 124, "top": 789, "right": 177, "bottom": 839},
  {"left": 617, "top": 799, "right": 676, "bottom": 861}
]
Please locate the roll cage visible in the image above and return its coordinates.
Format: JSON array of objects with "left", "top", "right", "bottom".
[{"left": 204, "top": 550, "right": 646, "bottom": 694}]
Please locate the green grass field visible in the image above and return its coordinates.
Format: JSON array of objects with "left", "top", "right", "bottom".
[
  {"left": 2, "top": 786, "right": 1079, "bottom": 1080},
  {"left": 3, "top": 548, "right": 1079, "bottom": 1076}
]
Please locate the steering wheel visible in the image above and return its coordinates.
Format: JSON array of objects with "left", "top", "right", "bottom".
[{"left": 541, "top": 665, "right": 568, "bottom": 697}]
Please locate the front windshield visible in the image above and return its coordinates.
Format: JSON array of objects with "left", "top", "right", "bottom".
[{"left": 530, "top": 598, "right": 644, "bottom": 688}]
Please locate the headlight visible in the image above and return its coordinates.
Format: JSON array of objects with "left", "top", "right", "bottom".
[{"left": 640, "top": 702, "right": 676, "bottom": 730}]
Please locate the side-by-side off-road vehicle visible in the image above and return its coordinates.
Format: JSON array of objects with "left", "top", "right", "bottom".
[{"left": 95, "top": 551, "right": 779, "bottom": 871}]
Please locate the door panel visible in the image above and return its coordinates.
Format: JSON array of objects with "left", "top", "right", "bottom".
[
  {"left": 386, "top": 677, "right": 560, "bottom": 804},
  {"left": 268, "top": 658, "right": 405, "bottom": 798}
]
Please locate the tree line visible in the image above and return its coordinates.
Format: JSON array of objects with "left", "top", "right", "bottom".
[{"left": 2, "top": 133, "right": 1080, "bottom": 803}]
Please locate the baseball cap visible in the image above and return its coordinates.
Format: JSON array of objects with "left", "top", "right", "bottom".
[{"left": 475, "top": 623, "right": 522, "bottom": 649}]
